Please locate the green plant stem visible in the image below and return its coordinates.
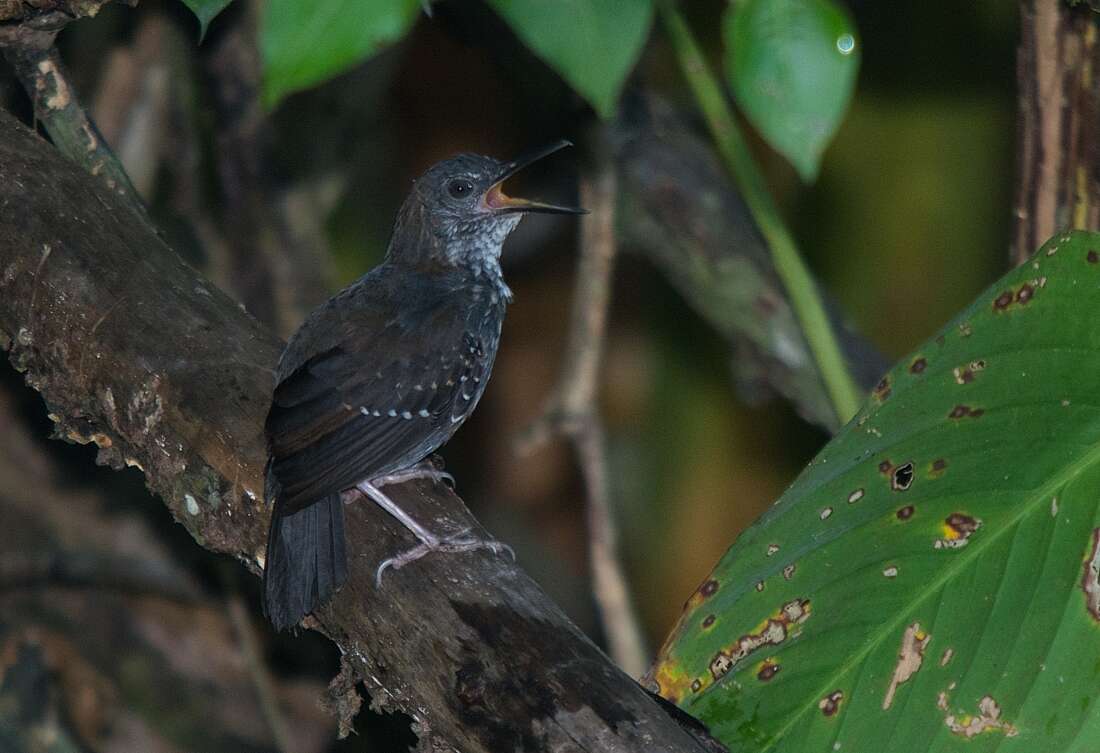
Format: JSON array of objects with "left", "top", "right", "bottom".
[{"left": 658, "top": 1, "right": 862, "bottom": 427}]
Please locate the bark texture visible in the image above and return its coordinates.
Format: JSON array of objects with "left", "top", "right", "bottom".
[
  {"left": 0, "top": 0, "right": 134, "bottom": 34},
  {"left": 1013, "top": 1, "right": 1100, "bottom": 265},
  {"left": 0, "top": 109, "right": 719, "bottom": 752}
]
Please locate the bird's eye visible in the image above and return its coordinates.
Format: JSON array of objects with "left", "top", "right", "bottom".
[{"left": 447, "top": 179, "right": 475, "bottom": 199}]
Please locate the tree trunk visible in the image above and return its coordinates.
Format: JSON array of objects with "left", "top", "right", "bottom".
[{"left": 1012, "top": 1, "right": 1100, "bottom": 265}]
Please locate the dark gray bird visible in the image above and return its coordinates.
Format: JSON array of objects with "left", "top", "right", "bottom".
[{"left": 262, "top": 141, "right": 583, "bottom": 631}]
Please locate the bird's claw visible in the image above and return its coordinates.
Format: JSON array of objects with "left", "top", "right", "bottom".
[
  {"left": 374, "top": 528, "right": 515, "bottom": 586},
  {"left": 371, "top": 465, "right": 455, "bottom": 489}
]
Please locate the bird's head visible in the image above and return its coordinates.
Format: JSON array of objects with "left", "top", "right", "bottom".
[{"left": 391, "top": 140, "right": 584, "bottom": 272}]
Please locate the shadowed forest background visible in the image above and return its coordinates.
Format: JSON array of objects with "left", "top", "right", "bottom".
[{"left": 0, "top": 0, "right": 1031, "bottom": 751}]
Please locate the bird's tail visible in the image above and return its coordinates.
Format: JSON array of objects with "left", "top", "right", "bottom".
[{"left": 262, "top": 489, "right": 347, "bottom": 631}]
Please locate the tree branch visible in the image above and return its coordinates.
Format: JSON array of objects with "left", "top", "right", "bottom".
[
  {"left": 0, "top": 4, "right": 151, "bottom": 227},
  {"left": 518, "top": 147, "right": 648, "bottom": 678},
  {"left": 0, "top": 0, "right": 135, "bottom": 36},
  {"left": 0, "top": 362, "right": 334, "bottom": 751},
  {"left": 0, "top": 109, "right": 721, "bottom": 752}
]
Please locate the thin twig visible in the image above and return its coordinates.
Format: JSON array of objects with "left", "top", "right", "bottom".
[
  {"left": 226, "top": 584, "right": 294, "bottom": 753},
  {"left": 658, "top": 1, "right": 863, "bottom": 426},
  {"left": 91, "top": 12, "right": 171, "bottom": 199},
  {"left": 517, "top": 151, "right": 648, "bottom": 678},
  {"left": 2, "top": 34, "right": 153, "bottom": 227}
]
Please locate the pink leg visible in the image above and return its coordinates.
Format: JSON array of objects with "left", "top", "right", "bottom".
[
  {"left": 371, "top": 460, "right": 454, "bottom": 489},
  {"left": 352, "top": 479, "right": 514, "bottom": 586}
]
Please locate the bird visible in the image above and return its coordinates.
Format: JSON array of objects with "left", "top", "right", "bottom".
[{"left": 262, "top": 140, "right": 584, "bottom": 631}]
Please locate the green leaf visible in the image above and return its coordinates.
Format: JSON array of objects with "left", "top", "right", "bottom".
[
  {"left": 650, "top": 231, "right": 1100, "bottom": 751},
  {"left": 181, "top": 0, "right": 233, "bottom": 41},
  {"left": 260, "top": 0, "right": 420, "bottom": 108},
  {"left": 487, "top": 0, "right": 653, "bottom": 119},
  {"left": 724, "top": 0, "right": 859, "bottom": 181}
]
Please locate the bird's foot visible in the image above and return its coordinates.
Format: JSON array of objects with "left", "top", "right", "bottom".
[
  {"left": 375, "top": 527, "right": 515, "bottom": 586},
  {"left": 371, "top": 460, "right": 454, "bottom": 489}
]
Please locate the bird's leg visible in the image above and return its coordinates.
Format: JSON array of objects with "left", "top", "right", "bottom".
[
  {"left": 371, "top": 459, "right": 454, "bottom": 489},
  {"left": 353, "top": 480, "right": 514, "bottom": 586}
]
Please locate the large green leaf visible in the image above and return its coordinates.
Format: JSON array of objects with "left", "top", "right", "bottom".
[
  {"left": 260, "top": 0, "right": 420, "bottom": 107},
  {"left": 486, "top": 0, "right": 653, "bottom": 119},
  {"left": 180, "top": 0, "right": 233, "bottom": 40},
  {"left": 724, "top": 0, "right": 859, "bottom": 182},
  {"left": 649, "top": 230, "right": 1100, "bottom": 751}
]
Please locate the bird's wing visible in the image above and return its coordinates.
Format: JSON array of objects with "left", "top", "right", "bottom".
[{"left": 265, "top": 296, "right": 494, "bottom": 514}]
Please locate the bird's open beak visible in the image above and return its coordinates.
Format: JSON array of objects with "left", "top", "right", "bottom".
[{"left": 483, "top": 139, "right": 587, "bottom": 215}]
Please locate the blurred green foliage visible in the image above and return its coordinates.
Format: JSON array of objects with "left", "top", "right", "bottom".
[
  {"left": 260, "top": 0, "right": 421, "bottom": 106},
  {"left": 255, "top": 0, "right": 655, "bottom": 115},
  {"left": 485, "top": 0, "right": 654, "bottom": 118},
  {"left": 724, "top": 0, "right": 859, "bottom": 182}
]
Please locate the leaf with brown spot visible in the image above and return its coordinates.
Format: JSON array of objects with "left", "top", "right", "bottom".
[
  {"left": 757, "top": 661, "right": 780, "bottom": 682},
  {"left": 872, "top": 376, "right": 891, "bottom": 401},
  {"left": 649, "top": 231, "right": 1100, "bottom": 752}
]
